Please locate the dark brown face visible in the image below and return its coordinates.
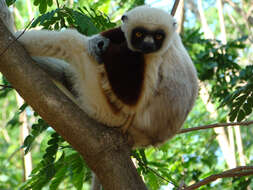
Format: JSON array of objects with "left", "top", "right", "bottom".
[{"left": 130, "top": 27, "right": 165, "bottom": 54}]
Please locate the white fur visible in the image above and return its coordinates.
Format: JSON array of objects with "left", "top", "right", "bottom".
[
  {"left": 16, "top": 6, "right": 198, "bottom": 147},
  {"left": 130, "top": 34, "right": 198, "bottom": 147}
]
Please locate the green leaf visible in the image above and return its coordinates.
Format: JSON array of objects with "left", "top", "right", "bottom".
[
  {"left": 54, "top": 22, "right": 59, "bottom": 30},
  {"left": 229, "top": 108, "right": 238, "bottom": 122},
  {"left": 237, "top": 109, "right": 245, "bottom": 121},
  {"left": 45, "top": 165, "right": 56, "bottom": 179},
  {"left": 24, "top": 135, "right": 34, "bottom": 147},
  {"left": 6, "top": 0, "right": 16, "bottom": 6},
  {"left": 139, "top": 149, "right": 148, "bottom": 165},
  {"left": 19, "top": 103, "right": 28, "bottom": 113},
  {"left": 6, "top": 112, "right": 20, "bottom": 128},
  {"left": 39, "top": 0, "right": 48, "bottom": 14},
  {"left": 46, "top": 144, "right": 58, "bottom": 156},
  {"left": 48, "top": 138, "right": 59, "bottom": 145},
  {"left": 24, "top": 135, "right": 34, "bottom": 154},
  {"left": 248, "top": 96, "right": 253, "bottom": 107},
  {"left": 67, "top": 153, "right": 86, "bottom": 190},
  {"left": 243, "top": 103, "right": 252, "bottom": 115},
  {"left": 34, "top": 0, "right": 40, "bottom": 6},
  {"left": 49, "top": 165, "right": 67, "bottom": 190},
  {"left": 47, "top": 0, "right": 53, "bottom": 6},
  {"left": 73, "top": 11, "right": 99, "bottom": 35}
]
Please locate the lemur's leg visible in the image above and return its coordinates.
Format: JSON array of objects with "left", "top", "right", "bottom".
[
  {"left": 16, "top": 29, "right": 87, "bottom": 69},
  {"left": 17, "top": 30, "right": 110, "bottom": 70},
  {"left": 32, "top": 57, "right": 77, "bottom": 96}
]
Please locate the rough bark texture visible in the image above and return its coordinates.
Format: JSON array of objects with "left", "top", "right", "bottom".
[{"left": 0, "top": 19, "right": 147, "bottom": 190}]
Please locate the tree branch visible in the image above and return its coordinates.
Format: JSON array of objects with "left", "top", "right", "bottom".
[
  {"left": 171, "top": 0, "right": 180, "bottom": 16},
  {"left": 179, "top": 120, "right": 253, "bottom": 134},
  {"left": 183, "top": 166, "right": 253, "bottom": 190},
  {"left": 0, "top": 18, "right": 147, "bottom": 190},
  {"left": 0, "top": 18, "right": 33, "bottom": 57}
]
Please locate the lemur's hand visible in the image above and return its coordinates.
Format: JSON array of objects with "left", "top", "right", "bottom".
[{"left": 88, "top": 35, "right": 110, "bottom": 64}]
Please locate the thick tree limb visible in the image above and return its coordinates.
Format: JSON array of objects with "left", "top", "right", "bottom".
[{"left": 0, "top": 19, "right": 147, "bottom": 190}]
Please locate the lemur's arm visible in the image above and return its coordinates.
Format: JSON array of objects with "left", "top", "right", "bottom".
[{"left": 32, "top": 57, "right": 77, "bottom": 96}]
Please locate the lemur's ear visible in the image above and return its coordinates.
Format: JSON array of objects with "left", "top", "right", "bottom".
[{"left": 121, "top": 15, "right": 128, "bottom": 22}]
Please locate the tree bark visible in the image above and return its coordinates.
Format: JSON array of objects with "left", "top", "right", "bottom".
[
  {"left": 217, "top": 0, "right": 227, "bottom": 44},
  {"left": 176, "top": 0, "right": 185, "bottom": 34},
  {"left": 0, "top": 19, "right": 147, "bottom": 190},
  {"left": 234, "top": 126, "right": 246, "bottom": 166}
]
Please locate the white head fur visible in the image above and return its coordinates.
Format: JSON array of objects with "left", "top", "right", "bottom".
[{"left": 121, "top": 5, "right": 177, "bottom": 55}]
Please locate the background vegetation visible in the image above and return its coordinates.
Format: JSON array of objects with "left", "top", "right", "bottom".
[{"left": 0, "top": 0, "right": 253, "bottom": 189}]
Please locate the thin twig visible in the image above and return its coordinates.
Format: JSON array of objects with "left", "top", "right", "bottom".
[
  {"left": 0, "top": 18, "right": 34, "bottom": 57},
  {"left": 137, "top": 159, "right": 178, "bottom": 187},
  {"left": 56, "top": 0, "right": 60, "bottom": 8},
  {"left": 0, "top": 84, "right": 13, "bottom": 90},
  {"left": 7, "top": 146, "right": 23, "bottom": 161},
  {"left": 183, "top": 166, "right": 253, "bottom": 190},
  {"left": 179, "top": 120, "right": 253, "bottom": 134},
  {"left": 171, "top": 0, "right": 180, "bottom": 16}
]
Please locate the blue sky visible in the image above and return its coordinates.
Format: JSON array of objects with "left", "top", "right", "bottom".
[{"left": 146, "top": 0, "right": 174, "bottom": 12}]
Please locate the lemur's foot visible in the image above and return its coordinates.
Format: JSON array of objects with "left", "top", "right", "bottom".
[{"left": 88, "top": 34, "right": 110, "bottom": 64}]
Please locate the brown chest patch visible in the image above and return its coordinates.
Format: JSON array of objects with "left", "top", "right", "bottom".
[
  {"left": 101, "top": 42, "right": 145, "bottom": 106},
  {"left": 99, "top": 27, "right": 146, "bottom": 106}
]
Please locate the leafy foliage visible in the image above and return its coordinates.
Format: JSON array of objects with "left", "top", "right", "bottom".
[
  {"left": 5, "top": 0, "right": 16, "bottom": 6},
  {"left": 0, "top": 76, "right": 13, "bottom": 98},
  {"left": 23, "top": 117, "right": 49, "bottom": 154},
  {"left": 1, "top": 0, "right": 253, "bottom": 189},
  {"left": 20, "top": 132, "right": 90, "bottom": 190},
  {"left": 182, "top": 29, "right": 251, "bottom": 122},
  {"left": 5, "top": 103, "right": 28, "bottom": 129},
  {"left": 33, "top": 0, "right": 54, "bottom": 14},
  {"left": 220, "top": 65, "right": 253, "bottom": 121},
  {"left": 20, "top": 132, "right": 61, "bottom": 190},
  {"left": 132, "top": 149, "right": 179, "bottom": 189},
  {"left": 30, "top": 6, "right": 116, "bottom": 35}
]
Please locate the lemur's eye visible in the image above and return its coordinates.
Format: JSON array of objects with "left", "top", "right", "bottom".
[
  {"left": 155, "top": 34, "right": 163, "bottom": 40},
  {"left": 135, "top": 32, "right": 143, "bottom": 38}
]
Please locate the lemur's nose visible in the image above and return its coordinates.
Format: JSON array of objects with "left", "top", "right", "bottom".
[{"left": 97, "top": 40, "right": 104, "bottom": 50}]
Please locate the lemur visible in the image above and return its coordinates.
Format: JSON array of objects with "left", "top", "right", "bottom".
[{"left": 3, "top": 5, "right": 198, "bottom": 147}]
